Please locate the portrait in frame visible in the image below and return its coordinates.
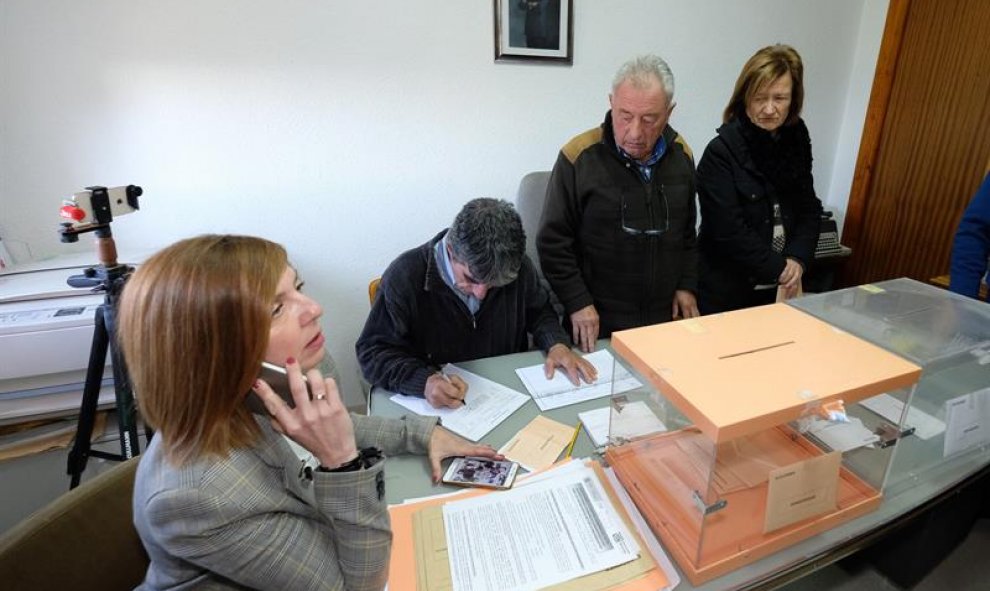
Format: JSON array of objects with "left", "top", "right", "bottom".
[{"left": 493, "top": 0, "right": 573, "bottom": 64}]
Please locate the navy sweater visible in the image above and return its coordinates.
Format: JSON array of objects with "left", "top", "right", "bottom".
[{"left": 950, "top": 173, "right": 990, "bottom": 298}]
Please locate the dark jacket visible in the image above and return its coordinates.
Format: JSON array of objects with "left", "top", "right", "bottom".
[
  {"left": 696, "top": 117, "right": 823, "bottom": 313},
  {"left": 537, "top": 112, "right": 698, "bottom": 336},
  {"left": 949, "top": 172, "right": 990, "bottom": 298},
  {"left": 355, "top": 230, "right": 568, "bottom": 396}
]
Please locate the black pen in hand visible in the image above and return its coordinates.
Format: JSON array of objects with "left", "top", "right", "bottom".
[{"left": 440, "top": 372, "right": 467, "bottom": 407}]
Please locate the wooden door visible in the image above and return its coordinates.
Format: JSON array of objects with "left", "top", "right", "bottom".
[{"left": 840, "top": 0, "right": 990, "bottom": 287}]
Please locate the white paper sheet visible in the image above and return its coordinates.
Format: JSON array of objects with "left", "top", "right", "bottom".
[
  {"left": 389, "top": 364, "right": 527, "bottom": 442},
  {"left": 578, "top": 407, "right": 612, "bottom": 448},
  {"left": 442, "top": 462, "right": 639, "bottom": 591},
  {"left": 578, "top": 401, "right": 667, "bottom": 449},
  {"left": 860, "top": 393, "right": 945, "bottom": 440},
  {"left": 943, "top": 387, "right": 990, "bottom": 456},
  {"left": 805, "top": 416, "right": 879, "bottom": 452},
  {"left": 514, "top": 349, "right": 642, "bottom": 411}
]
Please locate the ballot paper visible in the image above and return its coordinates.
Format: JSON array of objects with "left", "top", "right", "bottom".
[
  {"left": 442, "top": 462, "right": 640, "bottom": 591},
  {"left": 805, "top": 415, "right": 880, "bottom": 452},
  {"left": 515, "top": 349, "right": 642, "bottom": 411},
  {"left": 498, "top": 415, "right": 575, "bottom": 472},
  {"left": 389, "top": 364, "right": 527, "bottom": 441},
  {"left": 578, "top": 401, "right": 667, "bottom": 449},
  {"left": 943, "top": 387, "right": 990, "bottom": 457},
  {"left": 860, "top": 393, "right": 945, "bottom": 440}
]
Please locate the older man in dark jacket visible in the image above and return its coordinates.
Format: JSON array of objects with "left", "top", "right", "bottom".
[{"left": 538, "top": 54, "right": 699, "bottom": 352}]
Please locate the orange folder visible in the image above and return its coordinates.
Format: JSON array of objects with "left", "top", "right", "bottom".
[{"left": 387, "top": 461, "right": 670, "bottom": 591}]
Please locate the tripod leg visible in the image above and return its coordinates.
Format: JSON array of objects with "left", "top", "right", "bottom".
[
  {"left": 67, "top": 306, "right": 110, "bottom": 489},
  {"left": 103, "top": 301, "right": 141, "bottom": 459}
]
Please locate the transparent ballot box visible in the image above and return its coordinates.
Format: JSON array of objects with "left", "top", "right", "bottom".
[
  {"left": 603, "top": 304, "right": 921, "bottom": 585},
  {"left": 788, "top": 278, "right": 990, "bottom": 496}
]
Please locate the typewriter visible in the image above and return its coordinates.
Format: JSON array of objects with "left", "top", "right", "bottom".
[{"left": 814, "top": 211, "right": 846, "bottom": 258}]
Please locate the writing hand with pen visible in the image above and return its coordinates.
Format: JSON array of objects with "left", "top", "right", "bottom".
[{"left": 425, "top": 371, "right": 469, "bottom": 408}]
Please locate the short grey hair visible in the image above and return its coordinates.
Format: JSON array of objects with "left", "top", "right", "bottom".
[
  {"left": 447, "top": 198, "right": 525, "bottom": 287},
  {"left": 612, "top": 54, "right": 675, "bottom": 104}
]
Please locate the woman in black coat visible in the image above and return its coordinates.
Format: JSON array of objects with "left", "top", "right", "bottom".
[{"left": 696, "top": 44, "right": 823, "bottom": 314}]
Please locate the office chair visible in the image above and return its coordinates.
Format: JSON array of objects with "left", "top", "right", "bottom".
[
  {"left": 0, "top": 456, "right": 148, "bottom": 590},
  {"left": 514, "top": 171, "right": 565, "bottom": 320},
  {"left": 358, "top": 276, "right": 384, "bottom": 414},
  {"left": 514, "top": 171, "right": 552, "bottom": 278},
  {"left": 368, "top": 276, "right": 381, "bottom": 304}
]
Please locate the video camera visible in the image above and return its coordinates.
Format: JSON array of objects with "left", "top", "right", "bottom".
[
  {"left": 59, "top": 185, "right": 142, "bottom": 242},
  {"left": 56, "top": 183, "right": 146, "bottom": 487}
]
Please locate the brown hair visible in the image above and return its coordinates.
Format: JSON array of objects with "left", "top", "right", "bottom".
[
  {"left": 117, "top": 234, "right": 287, "bottom": 465},
  {"left": 723, "top": 44, "right": 804, "bottom": 125}
]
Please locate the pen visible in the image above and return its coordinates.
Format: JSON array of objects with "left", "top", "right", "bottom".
[
  {"left": 563, "top": 422, "right": 581, "bottom": 460},
  {"left": 440, "top": 372, "right": 467, "bottom": 406}
]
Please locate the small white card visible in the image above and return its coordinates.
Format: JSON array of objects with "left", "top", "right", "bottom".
[{"left": 943, "top": 387, "right": 990, "bottom": 457}]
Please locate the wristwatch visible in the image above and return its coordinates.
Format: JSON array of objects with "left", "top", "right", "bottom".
[{"left": 317, "top": 447, "right": 383, "bottom": 473}]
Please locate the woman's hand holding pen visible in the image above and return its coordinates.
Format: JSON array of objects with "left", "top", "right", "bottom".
[{"left": 425, "top": 372, "right": 468, "bottom": 409}]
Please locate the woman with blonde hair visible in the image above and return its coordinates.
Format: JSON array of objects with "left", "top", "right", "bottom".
[
  {"left": 119, "top": 234, "right": 498, "bottom": 591},
  {"left": 696, "top": 44, "right": 823, "bottom": 313}
]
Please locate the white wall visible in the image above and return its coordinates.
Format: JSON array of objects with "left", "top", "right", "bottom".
[{"left": 0, "top": 0, "right": 888, "bottom": 407}]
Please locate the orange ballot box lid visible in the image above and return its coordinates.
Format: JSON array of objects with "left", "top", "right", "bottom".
[{"left": 611, "top": 304, "right": 922, "bottom": 443}]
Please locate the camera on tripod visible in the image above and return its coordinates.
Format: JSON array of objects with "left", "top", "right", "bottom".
[
  {"left": 59, "top": 185, "right": 142, "bottom": 242},
  {"left": 59, "top": 183, "right": 146, "bottom": 488}
]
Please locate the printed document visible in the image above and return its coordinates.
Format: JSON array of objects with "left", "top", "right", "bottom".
[
  {"left": 861, "top": 393, "right": 945, "bottom": 440},
  {"left": 515, "top": 349, "right": 642, "bottom": 411},
  {"left": 943, "top": 387, "right": 990, "bottom": 456},
  {"left": 442, "top": 462, "right": 639, "bottom": 591},
  {"left": 389, "top": 364, "right": 527, "bottom": 441}
]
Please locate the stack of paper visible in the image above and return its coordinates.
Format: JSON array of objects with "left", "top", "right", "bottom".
[{"left": 387, "top": 460, "right": 678, "bottom": 591}]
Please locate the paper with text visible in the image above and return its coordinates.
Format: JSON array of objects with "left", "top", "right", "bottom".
[
  {"left": 515, "top": 349, "right": 642, "bottom": 411},
  {"left": 498, "top": 415, "right": 575, "bottom": 472},
  {"left": 764, "top": 451, "right": 840, "bottom": 533},
  {"left": 442, "top": 463, "right": 639, "bottom": 591},
  {"left": 389, "top": 364, "right": 527, "bottom": 441},
  {"left": 860, "top": 393, "right": 945, "bottom": 440},
  {"left": 943, "top": 387, "right": 990, "bottom": 456}
]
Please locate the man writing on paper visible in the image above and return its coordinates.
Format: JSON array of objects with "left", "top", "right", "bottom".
[
  {"left": 537, "top": 54, "right": 699, "bottom": 353},
  {"left": 357, "top": 198, "right": 596, "bottom": 408}
]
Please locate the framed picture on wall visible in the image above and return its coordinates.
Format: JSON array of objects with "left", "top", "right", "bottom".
[{"left": 493, "top": 0, "right": 573, "bottom": 64}]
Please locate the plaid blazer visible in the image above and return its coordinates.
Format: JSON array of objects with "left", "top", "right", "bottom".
[{"left": 133, "top": 413, "right": 437, "bottom": 590}]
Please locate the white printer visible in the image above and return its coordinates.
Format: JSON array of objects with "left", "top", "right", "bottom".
[{"left": 0, "top": 255, "right": 128, "bottom": 424}]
